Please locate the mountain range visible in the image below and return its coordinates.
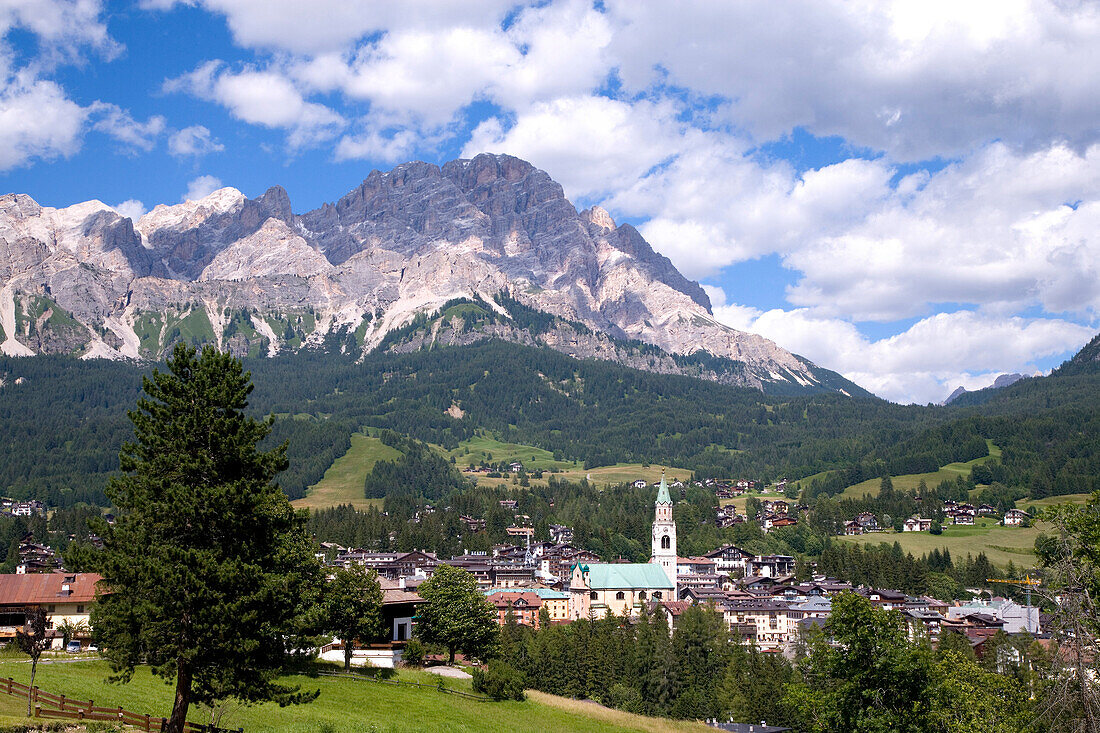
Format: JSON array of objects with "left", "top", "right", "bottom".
[{"left": 0, "top": 153, "right": 858, "bottom": 394}]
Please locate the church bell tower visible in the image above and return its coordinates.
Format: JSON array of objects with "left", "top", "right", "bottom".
[{"left": 651, "top": 472, "right": 677, "bottom": 587}]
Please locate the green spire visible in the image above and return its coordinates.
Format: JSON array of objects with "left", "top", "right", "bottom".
[{"left": 655, "top": 471, "right": 672, "bottom": 505}]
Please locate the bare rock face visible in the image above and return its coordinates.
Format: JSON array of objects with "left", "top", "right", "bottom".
[{"left": 0, "top": 154, "right": 853, "bottom": 394}]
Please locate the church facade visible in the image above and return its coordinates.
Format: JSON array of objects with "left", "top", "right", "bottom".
[{"left": 567, "top": 474, "right": 678, "bottom": 620}]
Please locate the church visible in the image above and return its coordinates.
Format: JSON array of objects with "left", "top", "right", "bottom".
[{"left": 568, "top": 474, "right": 678, "bottom": 620}]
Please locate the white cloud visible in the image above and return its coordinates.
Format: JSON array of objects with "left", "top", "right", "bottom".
[
  {"left": 112, "top": 199, "right": 147, "bottom": 220},
  {"left": 183, "top": 175, "right": 222, "bottom": 201},
  {"left": 335, "top": 127, "right": 419, "bottom": 164},
  {"left": 167, "top": 125, "right": 224, "bottom": 156},
  {"left": 0, "top": 0, "right": 120, "bottom": 67},
  {"left": 89, "top": 103, "right": 166, "bottom": 152},
  {"left": 166, "top": 62, "right": 344, "bottom": 149},
  {"left": 0, "top": 75, "right": 86, "bottom": 170},
  {"left": 463, "top": 95, "right": 683, "bottom": 200},
  {"left": 606, "top": 0, "right": 1100, "bottom": 161},
  {"left": 711, "top": 298, "right": 1094, "bottom": 403}
]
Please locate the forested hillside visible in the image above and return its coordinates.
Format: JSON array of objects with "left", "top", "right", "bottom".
[{"left": 0, "top": 329, "right": 1096, "bottom": 506}]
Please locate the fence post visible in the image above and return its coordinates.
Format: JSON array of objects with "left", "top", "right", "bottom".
[
  {"left": 60, "top": 693, "right": 66, "bottom": 710},
  {"left": 33, "top": 686, "right": 38, "bottom": 705},
  {"left": 144, "top": 712, "right": 151, "bottom": 731},
  {"left": 34, "top": 704, "right": 40, "bottom": 718},
  {"left": 161, "top": 716, "right": 168, "bottom": 732},
  {"left": 5, "top": 677, "right": 10, "bottom": 694}
]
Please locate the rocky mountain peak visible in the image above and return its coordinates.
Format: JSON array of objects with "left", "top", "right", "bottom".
[{"left": 0, "top": 153, "right": 858, "bottom": 396}]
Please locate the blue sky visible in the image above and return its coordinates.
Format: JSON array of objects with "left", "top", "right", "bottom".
[{"left": 2, "top": 0, "right": 1098, "bottom": 403}]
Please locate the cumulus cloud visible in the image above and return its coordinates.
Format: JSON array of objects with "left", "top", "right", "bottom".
[
  {"left": 183, "top": 174, "right": 223, "bottom": 201},
  {"left": 0, "top": 75, "right": 86, "bottom": 170},
  {"left": 606, "top": 0, "right": 1100, "bottom": 161},
  {"left": 166, "top": 62, "right": 344, "bottom": 149},
  {"left": 112, "top": 199, "right": 147, "bottom": 220},
  {"left": 90, "top": 103, "right": 166, "bottom": 152},
  {"left": 167, "top": 125, "right": 224, "bottom": 156},
  {"left": 710, "top": 298, "right": 1095, "bottom": 403}
]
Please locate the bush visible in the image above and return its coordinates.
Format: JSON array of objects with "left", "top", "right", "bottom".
[
  {"left": 402, "top": 638, "right": 425, "bottom": 666},
  {"left": 930, "top": 521, "right": 943, "bottom": 535},
  {"left": 472, "top": 660, "right": 527, "bottom": 701}
]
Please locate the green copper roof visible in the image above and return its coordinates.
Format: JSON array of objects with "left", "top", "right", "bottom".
[
  {"left": 655, "top": 472, "right": 672, "bottom": 505},
  {"left": 580, "top": 563, "right": 675, "bottom": 590}
]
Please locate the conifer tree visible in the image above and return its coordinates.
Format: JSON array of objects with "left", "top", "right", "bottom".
[{"left": 72, "top": 344, "right": 323, "bottom": 733}]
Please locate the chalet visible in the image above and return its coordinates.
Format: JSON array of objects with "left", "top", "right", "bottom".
[
  {"left": 568, "top": 563, "right": 675, "bottom": 620},
  {"left": 0, "top": 573, "right": 101, "bottom": 649},
  {"left": 492, "top": 564, "right": 536, "bottom": 588},
  {"left": 505, "top": 525, "right": 535, "bottom": 539},
  {"left": 903, "top": 516, "right": 933, "bottom": 532},
  {"left": 843, "top": 520, "right": 863, "bottom": 536},
  {"left": 540, "top": 544, "right": 601, "bottom": 581},
  {"left": 746, "top": 555, "right": 795, "bottom": 578},
  {"left": 320, "top": 578, "right": 423, "bottom": 668},
  {"left": 853, "top": 512, "right": 880, "bottom": 531},
  {"left": 548, "top": 524, "right": 574, "bottom": 544},
  {"left": 949, "top": 511, "right": 975, "bottom": 526},
  {"left": 857, "top": 588, "right": 907, "bottom": 611},
  {"left": 764, "top": 500, "right": 789, "bottom": 514},
  {"left": 648, "top": 600, "right": 692, "bottom": 631},
  {"left": 1004, "top": 509, "right": 1030, "bottom": 526},
  {"left": 767, "top": 516, "right": 798, "bottom": 531},
  {"left": 704, "top": 545, "right": 754, "bottom": 576},
  {"left": 509, "top": 462, "right": 523, "bottom": 473},
  {"left": 978, "top": 504, "right": 998, "bottom": 515},
  {"left": 498, "top": 499, "right": 518, "bottom": 510},
  {"left": 632, "top": 479, "right": 648, "bottom": 489},
  {"left": 459, "top": 515, "right": 486, "bottom": 533}
]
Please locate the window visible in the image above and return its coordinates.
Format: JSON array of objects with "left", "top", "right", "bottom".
[
  {"left": 615, "top": 591, "right": 625, "bottom": 600},
  {"left": 590, "top": 591, "right": 598, "bottom": 600},
  {"left": 653, "top": 591, "right": 662, "bottom": 600},
  {"left": 397, "top": 623, "right": 407, "bottom": 642},
  {"left": 77, "top": 605, "right": 84, "bottom": 614},
  {"left": 638, "top": 591, "right": 647, "bottom": 600},
  {"left": 47, "top": 605, "right": 55, "bottom": 613},
  {"left": 661, "top": 535, "right": 670, "bottom": 549}
]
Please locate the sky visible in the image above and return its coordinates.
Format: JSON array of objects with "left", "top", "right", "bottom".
[{"left": 1, "top": 0, "right": 1098, "bottom": 404}]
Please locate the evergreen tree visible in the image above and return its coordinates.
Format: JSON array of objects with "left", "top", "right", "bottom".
[{"left": 72, "top": 344, "right": 323, "bottom": 733}]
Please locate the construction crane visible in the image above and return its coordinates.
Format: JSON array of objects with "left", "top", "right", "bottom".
[{"left": 986, "top": 576, "right": 1042, "bottom": 633}]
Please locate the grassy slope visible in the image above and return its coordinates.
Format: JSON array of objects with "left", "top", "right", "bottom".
[
  {"left": 0, "top": 660, "right": 708, "bottom": 733},
  {"left": 838, "top": 441, "right": 1003, "bottom": 500},
  {"left": 291, "top": 432, "right": 401, "bottom": 511},
  {"left": 837, "top": 517, "right": 1043, "bottom": 568},
  {"left": 450, "top": 435, "right": 692, "bottom": 490}
]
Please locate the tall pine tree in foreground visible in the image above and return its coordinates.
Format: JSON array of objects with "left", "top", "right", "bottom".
[{"left": 72, "top": 344, "right": 323, "bottom": 733}]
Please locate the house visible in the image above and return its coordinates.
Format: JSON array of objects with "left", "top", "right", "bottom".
[
  {"left": 498, "top": 499, "right": 518, "bottom": 510},
  {"left": 505, "top": 525, "right": 535, "bottom": 539},
  {"left": 704, "top": 545, "right": 754, "bottom": 576},
  {"left": 548, "top": 524, "right": 574, "bottom": 544},
  {"left": 0, "top": 573, "right": 101, "bottom": 649},
  {"left": 951, "top": 511, "right": 975, "bottom": 526},
  {"left": 1004, "top": 509, "right": 1030, "bottom": 526},
  {"left": 766, "top": 516, "right": 798, "bottom": 532},
  {"left": 677, "top": 557, "right": 718, "bottom": 576},
  {"left": 319, "top": 578, "right": 423, "bottom": 668},
  {"left": 488, "top": 591, "right": 544, "bottom": 628},
  {"left": 648, "top": 600, "right": 692, "bottom": 632},
  {"left": 509, "top": 462, "right": 523, "bottom": 473},
  {"left": 903, "top": 516, "right": 933, "bottom": 532},
  {"left": 843, "top": 520, "right": 863, "bottom": 536},
  {"left": 568, "top": 563, "right": 675, "bottom": 620},
  {"left": 459, "top": 515, "right": 486, "bottom": 533},
  {"left": 978, "top": 504, "right": 998, "bottom": 515},
  {"left": 746, "top": 555, "right": 795, "bottom": 578},
  {"left": 632, "top": 479, "right": 648, "bottom": 489},
  {"left": 853, "top": 512, "right": 880, "bottom": 531}
]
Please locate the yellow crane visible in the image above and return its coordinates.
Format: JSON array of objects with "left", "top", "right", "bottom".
[{"left": 986, "top": 576, "right": 1042, "bottom": 632}]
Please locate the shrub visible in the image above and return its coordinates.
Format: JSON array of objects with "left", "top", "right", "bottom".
[
  {"left": 930, "top": 521, "right": 943, "bottom": 535},
  {"left": 403, "top": 638, "right": 425, "bottom": 666},
  {"left": 472, "top": 660, "right": 527, "bottom": 701}
]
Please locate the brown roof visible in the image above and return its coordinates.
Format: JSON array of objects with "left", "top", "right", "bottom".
[
  {"left": 377, "top": 577, "right": 424, "bottom": 605},
  {"left": 0, "top": 573, "right": 102, "bottom": 606},
  {"left": 488, "top": 591, "right": 541, "bottom": 610}
]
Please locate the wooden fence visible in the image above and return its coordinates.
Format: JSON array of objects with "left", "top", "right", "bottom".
[{"left": 0, "top": 676, "right": 241, "bottom": 732}]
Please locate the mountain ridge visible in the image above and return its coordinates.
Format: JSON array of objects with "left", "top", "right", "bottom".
[{"left": 0, "top": 153, "right": 853, "bottom": 394}]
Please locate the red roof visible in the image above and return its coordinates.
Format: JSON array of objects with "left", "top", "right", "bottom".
[{"left": 0, "top": 573, "right": 102, "bottom": 606}]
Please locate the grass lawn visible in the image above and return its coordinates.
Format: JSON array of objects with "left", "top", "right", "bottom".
[
  {"left": 556, "top": 463, "right": 693, "bottom": 487},
  {"left": 1015, "top": 493, "right": 1091, "bottom": 511},
  {"left": 838, "top": 441, "right": 1002, "bottom": 500},
  {"left": 291, "top": 432, "right": 400, "bottom": 511},
  {"left": 450, "top": 435, "right": 581, "bottom": 474},
  {"left": 0, "top": 659, "right": 709, "bottom": 733},
  {"left": 837, "top": 516, "right": 1043, "bottom": 568}
]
